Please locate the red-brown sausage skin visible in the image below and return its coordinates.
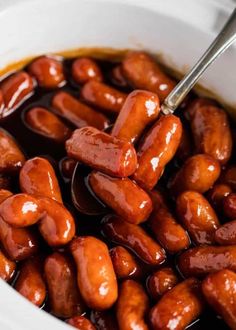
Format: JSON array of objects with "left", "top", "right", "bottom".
[
  {"left": 81, "top": 80, "right": 127, "bottom": 114},
  {"left": 150, "top": 278, "right": 204, "bottom": 330},
  {"left": 178, "top": 245, "right": 236, "bottom": 277},
  {"left": 176, "top": 191, "right": 220, "bottom": 245},
  {"left": 147, "top": 267, "right": 179, "bottom": 300},
  {"left": 67, "top": 316, "right": 96, "bottom": 330},
  {"left": 116, "top": 279, "right": 149, "bottom": 330},
  {"left": 70, "top": 236, "right": 118, "bottom": 311},
  {"left": 111, "top": 90, "right": 160, "bottom": 143},
  {"left": 0, "top": 249, "right": 16, "bottom": 281},
  {"left": 19, "top": 157, "right": 62, "bottom": 203},
  {"left": 202, "top": 269, "right": 236, "bottom": 330},
  {"left": 223, "top": 193, "right": 236, "bottom": 219},
  {"left": 215, "top": 220, "right": 236, "bottom": 245},
  {"left": 207, "top": 184, "right": 232, "bottom": 212},
  {"left": 169, "top": 154, "right": 221, "bottom": 196},
  {"left": 72, "top": 57, "right": 103, "bottom": 84},
  {"left": 102, "top": 215, "right": 166, "bottom": 266},
  {"left": 122, "top": 51, "right": 176, "bottom": 102},
  {"left": 89, "top": 171, "right": 153, "bottom": 224},
  {"left": 15, "top": 257, "right": 46, "bottom": 307},
  {"left": 52, "top": 91, "right": 110, "bottom": 130},
  {"left": 28, "top": 56, "right": 65, "bottom": 88},
  {"left": 133, "top": 114, "right": 182, "bottom": 191},
  {"left": 66, "top": 127, "right": 137, "bottom": 178},
  {"left": 44, "top": 252, "right": 84, "bottom": 318}
]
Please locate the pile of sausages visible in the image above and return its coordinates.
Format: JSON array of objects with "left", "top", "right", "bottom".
[{"left": 0, "top": 50, "right": 236, "bottom": 330}]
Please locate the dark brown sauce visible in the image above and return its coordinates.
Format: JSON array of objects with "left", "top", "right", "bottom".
[{"left": 0, "top": 54, "right": 229, "bottom": 330}]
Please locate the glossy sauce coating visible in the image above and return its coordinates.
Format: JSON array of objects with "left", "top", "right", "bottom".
[
  {"left": 70, "top": 236, "right": 118, "bottom": 310},
  {"left": 0, "top": 217, "right": 38, "bottom": 261},
  {"left": 150, "top": 278, "right": 204, "bottom": 330},
  {"left": 116, "top": 279, "right": 149, "bottom": 330},
  {"left": 0, "top": 71, "right": 34, "bottom": 115},
  {"left": 89, "top": 171, "right": 153, "bottom": 224},
  {"left": 169, "top": 154, "right": 221, "bottom": 196},
  {"left": 67, "top": 316, "right": 96, "bottom": 330},
  {"left": 72, "top": 57, "right": 103, "bottom": 84},
  {"left": 0, "top": 193, "right": 42, "bottom": 227},
  {"left": 28, "top": 56, "right": 65, "bottom": 88},
  {"left": 25, "top": 107, "right": 71, "bottom": 142},
  {"left": 19, "top": 157, "right": 62, "bottom": 203},
  {"left": 44, "top": 252, "right": 84, "bottom": 318},
  {"left": 207, "top": 184, "right": 232, "bottom": 212},
  {"left": 0, "top": 249, "right": 16, "bottom": 281},
  {"left": 133, "top": 114, "right": 182, "bottom": 190},
  {"left": 52, "top": 91, "right": 109, "bottom": 130},
  {"left": 148, "top": 205, "right": 190, "bottom": 254},
  {"left": 202, "top": 269, "right": 236, "bottom": 330},
  {"left": 0, "top": 129, "right": 26, "bottom": 173},
  {"left": 223, "top": 193, "right": 236, "bottom": 219},
  {"left": 122, "top": 51, "right": 176, "bottom": 102},
  {"left": 147, "top": 267, "right": 179, "bottom": 300},
  {"left": 102, "top": 215, "right": 166, "bottom": 265},
  {"left": 66, "top": 127, "right": 137, "bottom": 177},
  {"left": 191, "top": 105, "right": 232, "bottom": 165},
  {"left": 178, "top": 245, "right": 236, "bottom": 277},
  {"left": 15, "top": 257, "right": 46, "bottom": 307},
  {"left": 215, "top": 220, "right": 236, "bottom": 245},
  {"left": 176, "top": 191, "right": 220, "bottom": 245},
  {"left": 184, "top": 97, "right": 217, "bottom": 121},
  {"left": 110, "top": 246, "right": 142, "bottom": 279},
  {"left": 38, "top": 197, "right": 75, "bottom": 247},
  {"left": 111, "top": 90, "right": 160, "bottom": 143},
  {"left": 81, "top": 80, "right": 127, "bottom": 114}
]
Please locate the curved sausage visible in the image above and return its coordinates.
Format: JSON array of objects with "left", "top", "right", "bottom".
[
  {"left": 72, "top": 57, "right": 103, "bottom": 84},
  {"left": 215, "top": 220, "right": 236, "bottom": 245}
]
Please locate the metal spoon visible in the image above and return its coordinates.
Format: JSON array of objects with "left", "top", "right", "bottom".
[{"left": 162, "top": 7, "right": 236, "bottom": 115}]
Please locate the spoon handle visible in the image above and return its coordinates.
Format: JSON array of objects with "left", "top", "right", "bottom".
[{"left": 161, "top": 7, "right": 236, "bottom": 115}]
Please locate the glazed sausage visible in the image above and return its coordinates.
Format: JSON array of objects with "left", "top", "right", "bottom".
[
  {"left": 169, "top": 154, "right": 220, "bottom": 196},
  {"left": 72, "top": 57, "right": 103, "bottom": 84},
  {"left": 25, "top": 107, "right": 71, "bottom": 142},
  {"left": 148, "top": 204, "right": 190, "bottom": 253},
  {"left": 0, "top": 90, "right": 4, "bottom": 115},
  {"left": 0, "top": 249, "right": 16, "bottom": 281},
  {"left": 0, "top": 189, "right": 13, "bottom": 204},
  {"left": 116, "top": 279, "right": 149, "bottom": 330},
  {"left": 110, "top": 65, "right": 128, "bottom": 88},
  {"left": 215, "top": 220, "right": 236, "bottom": 245},
  {"left": 0, "top": 129, "right": 25, "bottom": 173},
  {"left": 178, "top": 245, "right": 236, "bottom": 277},
  {"left": 0, "top": 217, "right": 38, "bottom": 261},
  {"left": 133, "top": 114, "right": 182, "bottom": 190},
  {"left": 191, "top": 105, "right": 232, "bottom": 165},
  {"left": 66, "top": 127, "right": 137, "bottom": 177},
  {"left": 184, "top": 97, "right": 217, "bottom": 121},
  {"left": 0, "top": 193, "right": 43, "bottom": 227},
  {"left": 19, "top": 157, "right": 62, "bottom": 203},
  {"left": 102, "top": 215, "right": 166, "bottom": 265},
  {"left": 111, "top": 90, "right": 160, "bottom": 143},
  {"left": 0, "top": 71, "right": 34, "bottom": 113},
  {"left": 52, "top": 91, "right": 109, "bottom": 130},
  {"left": 90, "top": 310, "right": 118, "bottom": 330},
  {"left": 70, "top": 236, "right": 118, "bottom": 310},
  {"left": 38, "top": 197, "right": 75, "bottom": 247},
  {"left": 223, "top": 193, "right": 236, "bottom": 219},
  {"left": 207, "top": 184, "right": 232, "bottom": 212},
  {"left": 67, "top": 316, "right": 95, "bottom": 330},
  {"left": 28, "top": 56, "right": 65, "bottom": 88},
  {"left": 81, "top": 80, "right": 127, "bottom": 114},
  {"left": 176, "top": 191, "right": 220, "bottom": 245},
  {"left": 220, "top": 166, "right": 236, "bottom": 190},
  {"left": 44, "top": 252, "right": 84, "bottom": 318},
  {"left": 89, "top": 171, "right": 152, "bottom": 224},
  {"left": 15, "top": 257, "right": 46, "bottom": 307},
  {"left": 110, "top": 246, "right": 142, "bottom": 279},
  {"left": 60, "top": 157, "right": 77, "bottom": 180},
  {"left": 122, "top": 51, "right": 176, "bottom": 102},
  {"left": 202, "top": 269, "right": 236, "bottom": 330},
  {"left": 147, "top": 267, "right": 179, "bottom": 300},
  {"left": 150, "top": 278, "right": 204, "bottom": 330}
]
